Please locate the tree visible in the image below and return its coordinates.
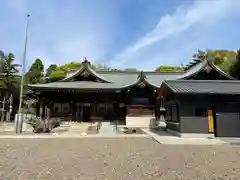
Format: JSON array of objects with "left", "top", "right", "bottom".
[
  {"left": 29, "top": 58, "right": 44, "bottom": 72},
  {"left": 55, "top": 62, "right": 81, "bottom": 72},
  {"left": 0, "top": 53, "right": 21, "bottom": 117},
  {"left": 229, "top": 49, "right": 240, "bottom": 79},
  {"left": 50, "top": 70, "right": 65, "bottom": 82},
  {"left": 0, "top": 53, "right": 20, "bottom": 88},
  {"left": 155, "top": 65, "right": 183, "bottom": 72},
  {"left": 25, "top": 58, "right": 44, "bottom": 84},
  {"left": 47, "top": 62, "right": 82, "bottom": 82},
  {"left": 0, "top": 50, "right": 4, "bottom": 70},
  {"left": 46, "top": 64, "right": 57, "bottom": 77},
  {"left": 0, "top": 50, "right": 4, "bottom": 57},
  {"left": 192, "top": 49, "right": 237, "bottom": 72}
]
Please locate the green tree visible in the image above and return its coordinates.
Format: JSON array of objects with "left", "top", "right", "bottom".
[
  {"left": 155, "top": 65, "right": 183, "bottom": 72},
  {"left": 55, "top": 62, "right": 81, "bottom": 72},
  {"left": 0, "top": 53, "right": 20, "bottom": 88},
  {"left": 0, "top": 53, "right": 21, "bottom": 114},
  {"left": 46, "top": 64, "right": 57, "bottom": 77},
  {"left": 191, "top": 49, "right": 237, "bottom": 72},
  {"left": 29, "top": 58, "right": 44, "bottom": 72},
  {"left": 229, "top": 49, "right": 240, "bottom": 79},
  {"left": 50, "top": 70, "right": 65, "bottom": 82},
  {"left": 25, "top": 58, "right": 44, "bottom": 84},
  {"left": 48, "top": 62, "right": 82, "bottom": 82}
]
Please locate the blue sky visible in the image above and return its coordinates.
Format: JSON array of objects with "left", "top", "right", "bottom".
[{"left": 1, "top": 0, "right": 240, "bottom": 71}]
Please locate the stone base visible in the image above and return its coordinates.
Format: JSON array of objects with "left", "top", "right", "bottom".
[{"left": 167, "top": 129, "right": 215, "bottom": 138}]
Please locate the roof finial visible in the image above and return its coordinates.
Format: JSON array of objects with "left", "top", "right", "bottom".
[
  {"left": 83, "top": 57, "right": 90, "bottom": 65},
  {"left": 137, "top": 70, "right": 146, "bottom": 80}
]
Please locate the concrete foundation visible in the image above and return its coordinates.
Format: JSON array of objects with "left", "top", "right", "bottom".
[{"left": 167, "top": 129, "right": 215, "bottom": 138}]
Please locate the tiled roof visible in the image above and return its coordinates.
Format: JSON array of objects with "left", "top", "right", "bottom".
[
  {"left": 26, "top": 56, "right": 234, "bottom": 91},
  {"left": 27, "top": 70, "right": 184, "bottom": 90},
  {"left": 60, "top": 60, "right": 112, "bottom": 83},
  {"left": 178, "top": 55, "right": 234, "bottom": 80},
  {"left": 99, "top": 71, "right": 183, "bottom": 88},
  {"left": 163, "top": 80, "right": 240, "bottom": 95},
  {"left": 28, "top": 81, "right": 125, "bottom": 90}
]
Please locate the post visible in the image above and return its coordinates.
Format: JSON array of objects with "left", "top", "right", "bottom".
[
  {"left": 1, "top": 97, "right": 5, "bottom": 122},
  {"left": 16, "top": 14, "right": 30, "bottom": 133},
  {"left": 7, "top": 94, "right": 13, "bottom": 122},
  {"left": 39, "top": 102, "right": 43, "bottom": 120}
]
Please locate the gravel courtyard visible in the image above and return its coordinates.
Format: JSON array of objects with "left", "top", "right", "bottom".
[{"left": 0, "top": 138, "right": 240, "bottom": 180}]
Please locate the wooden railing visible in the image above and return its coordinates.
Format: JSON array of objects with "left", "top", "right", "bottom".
[{"left": 127, "top": 106, "right": 154, "bottom": 116}]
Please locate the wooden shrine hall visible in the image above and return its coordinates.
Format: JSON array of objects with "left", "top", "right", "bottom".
[{"left": 26, "top": 56, "right": 234, "bottom": 125}]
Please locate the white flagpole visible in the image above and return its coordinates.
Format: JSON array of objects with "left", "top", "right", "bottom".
[{"left": 17, "top": 14, "right": 30, "bottom": 133}]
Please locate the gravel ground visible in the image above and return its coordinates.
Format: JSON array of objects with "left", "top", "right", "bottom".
[{"left": 0, "top": 138, "right": 240, "bottom": 180}]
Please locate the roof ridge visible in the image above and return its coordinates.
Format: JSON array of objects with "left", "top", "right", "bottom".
[
  {"left": 97, "top": 70, "right": 184, "bottom": 74},
  {"left": 166, "top": 80, "right": 240, "bottom": 83},
  {"left": 97, "top": 70, "right": 139, "bottom": 74}
]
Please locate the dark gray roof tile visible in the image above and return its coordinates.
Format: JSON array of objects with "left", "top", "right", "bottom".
[
  {"left": 164, "top": 80, "right": 240, "bottom": 95},
  {"left": 28, "top": 81, "right": 124, "bottom": 90}
]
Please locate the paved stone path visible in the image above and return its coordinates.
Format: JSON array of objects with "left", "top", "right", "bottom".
[
  {"left": 142, "top": 129, "right": 228, "bottom": 145},
  {"left": 0, "top": 138, "right": 240, "bottom": 180}
]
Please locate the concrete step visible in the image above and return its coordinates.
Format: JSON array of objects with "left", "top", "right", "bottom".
[{"left": 98, "top": 122, "right": 116, "bottom": 136}]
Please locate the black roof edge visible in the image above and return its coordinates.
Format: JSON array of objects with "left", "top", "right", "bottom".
[
  {"left": 164, "top": 79, "right": 240, "bottom": 83},
  {"left": 160, "top": 80, "right": 177, "bottom": 94},
  {"left": 59, "top": 59, "right": 112, "bottom": 83}
]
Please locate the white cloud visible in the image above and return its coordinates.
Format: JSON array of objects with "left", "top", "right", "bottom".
[
  {"left": 26, "top": 34, "right": 108, "bottom": 70},
  {"left": 0, "top": 0, "right": 119, "bottom": 69},
  {"left": 110, "top": 0, "right": 240, "bottom": 68}
]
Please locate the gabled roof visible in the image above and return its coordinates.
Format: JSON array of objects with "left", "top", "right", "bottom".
[
  {"left": 120, "top": 71, "right": 160, "bottom": 89},
  {"left": 26, "top": 55, "right": 235, "bottom": 91},
  {"left": 162, "top": 80, "right": 240, "bottom": 95},
  {"left": 179, "top": 54, "right": 235, "bottom": 80},
  {"left": 27, "top": 70, "right": 183, "bottom": 90},
  {"left": 60, "top": 59, "right": 112, "bottom": 83},
  {"left": 97, "top": 70, "right": 183, "bottom": 89}
]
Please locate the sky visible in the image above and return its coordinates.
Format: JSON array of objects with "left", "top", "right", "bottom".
[{"left": 1, "top": 0, "right": 240, "bottom": 71}]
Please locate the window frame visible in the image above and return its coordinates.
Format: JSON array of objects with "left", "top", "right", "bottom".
[{"left": 194, "top": 107, "right": 207, "bottom": 117}]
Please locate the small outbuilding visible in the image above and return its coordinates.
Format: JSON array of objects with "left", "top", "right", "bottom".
[{"left": 159, "top": 80, "right": 240, "bottom": 137}]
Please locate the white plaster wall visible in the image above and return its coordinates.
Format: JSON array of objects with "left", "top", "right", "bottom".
[{"left": 126, "top": 116, "right": 154, "bottom": 128}]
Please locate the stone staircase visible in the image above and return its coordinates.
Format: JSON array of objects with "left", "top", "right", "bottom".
[{"left": 98, "top": 122, "right": 116, "bottom": 136}]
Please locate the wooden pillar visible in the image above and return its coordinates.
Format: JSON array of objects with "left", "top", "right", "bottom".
[
  {"left": 70, "top": 101, "right": 74, "bottom": 122},
  {"left": 45, "top": 102, "right": 51, "bottom": 119},
  {"left": 49, "top": 101, "right": 53, "bottom": 117},
  {"left": 36, "top": 100, "right": 40, "bottom": 117},
  {"left": 39, "top": 103, "right": 43, "bottom": 119}
]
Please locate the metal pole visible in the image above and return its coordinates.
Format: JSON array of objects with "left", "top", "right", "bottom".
[{"left": 17, "top": 14, "right": 30, "bottom": 133}]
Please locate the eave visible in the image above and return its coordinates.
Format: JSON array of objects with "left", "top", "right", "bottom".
[
  {"left": 121, "top": 71, "right": 158, "bottom": 89},
  {"left": 179, "top": 54, "right": 235, "bottom": 80},
  {"left": 60, "top": 59, "right": 112, "bottom": 83}
]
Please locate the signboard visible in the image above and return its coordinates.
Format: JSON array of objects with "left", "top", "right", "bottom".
[{"left": 208, "top": 109, "right": 214, "bottom": 133}]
